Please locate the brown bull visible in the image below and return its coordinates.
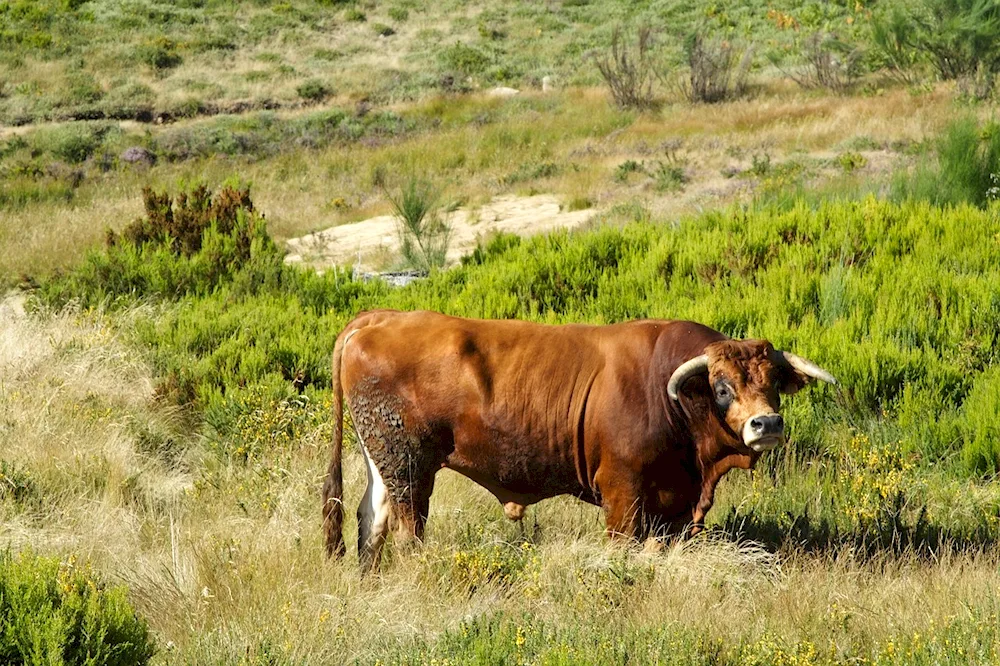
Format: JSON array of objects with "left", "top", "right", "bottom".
[{"left": 322, "top": 309, "right": 836, "bottom": 571}]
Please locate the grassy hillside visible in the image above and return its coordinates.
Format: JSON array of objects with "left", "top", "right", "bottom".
[{"left": 0, "top": 0, "right": 867, "bottom": 126}]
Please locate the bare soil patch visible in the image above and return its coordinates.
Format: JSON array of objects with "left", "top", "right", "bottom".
[{"left": 285, "top": 194, "right": 597, "bottom": 272}]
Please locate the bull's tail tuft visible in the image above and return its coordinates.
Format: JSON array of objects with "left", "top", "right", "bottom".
[{"left": 322, "top": 329, "right": 347, "bottom": 559}]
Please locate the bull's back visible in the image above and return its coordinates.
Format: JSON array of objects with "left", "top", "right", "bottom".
[{"left": 341, "top": 310, "right": 595, "bottom": 415}]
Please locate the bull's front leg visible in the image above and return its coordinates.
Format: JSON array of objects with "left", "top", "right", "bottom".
[
  {"left": 690, "top": 452, "right": 756, "bottom": 536},
  {"left": 689, "top": 485, "right": 716, "bottom": 536},
  {"left": 598, "top": 473, "right": 645, "bottom": 541}
]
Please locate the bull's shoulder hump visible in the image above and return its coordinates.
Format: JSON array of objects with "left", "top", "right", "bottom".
[{"left": 648, "top": 319, "right": 729, "bottom": 342}]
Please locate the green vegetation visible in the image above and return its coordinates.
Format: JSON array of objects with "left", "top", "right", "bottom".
[
  {"left": 0, "top": 551, "right": 155, "bottom": 665},
  {"left": 35, "top": 183, "right": 1000, "bottom": 483},
  {"left": 0, "top": 0, "right": 967, "bottom": 127},
  {"left": 871, "top": 0, "right": 1000, "bottom": 95}
]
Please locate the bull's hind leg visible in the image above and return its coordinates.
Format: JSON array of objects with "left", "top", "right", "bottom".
[
  {"left": 349, "top": 378, "right": 444, "bottom": 573},
  {"left": 393, "top": 468, "right": 436, "bottom": 549},
  {"left": 357, "top": 441, "right": 392, "bottom": 573}
]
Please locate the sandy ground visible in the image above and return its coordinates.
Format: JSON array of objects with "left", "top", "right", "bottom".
[{"left": 284, "top": 194, "right": 597, "bottom": 272}]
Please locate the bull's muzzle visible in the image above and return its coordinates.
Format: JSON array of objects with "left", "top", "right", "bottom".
[{"left": 743, "top": 413, "right": 785, "bottom": 452}]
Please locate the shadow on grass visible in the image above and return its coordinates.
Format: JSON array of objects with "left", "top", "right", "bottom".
[{"left": 716, "top": 495, "right": 1000, "bottom": 559}]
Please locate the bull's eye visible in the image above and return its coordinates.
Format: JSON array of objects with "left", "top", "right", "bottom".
[{"left": 714, "top": 381, "right": 733, "bottom": 409}]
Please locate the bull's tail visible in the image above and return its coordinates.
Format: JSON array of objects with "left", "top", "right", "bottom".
[{"left": 322, "top": 328, "right": 348, "bottom": 558}]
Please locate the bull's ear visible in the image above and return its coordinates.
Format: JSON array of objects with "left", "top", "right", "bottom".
[
  {"left": 667, "top": 354, "right": 709, "bottom": 401},
  {"left": 773, "top": 350, "right": 837, "bottom": 394},
  {"left": 776, "top": 365, "right": 808, "bottom": 395}
]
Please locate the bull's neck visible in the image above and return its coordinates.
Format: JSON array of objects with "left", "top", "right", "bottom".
[{"left": 695, "top": 434, "right": 757, "bottom": 485}]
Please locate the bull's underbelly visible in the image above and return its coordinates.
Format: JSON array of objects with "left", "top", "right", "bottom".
[{"left": 445, "top": 426, "right": 594, "bottom": 507}]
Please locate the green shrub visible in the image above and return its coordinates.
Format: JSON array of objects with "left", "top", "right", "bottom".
[
  {"left": 0, "top": 550, "right": 155, "bottom": 665},
  {"left": 501, "top": 161, "right": 560, "bottom": 185},
  {"left": 372, "top": 22, "right": 395, "bottom": 37},
  {"left": 29, "top": 122, "right": 109, "bottom": 163},
  {"left": 40, "top": 183, "right": 282, "bottom": 306},
  {"left": 892, "top": 116, "right": 1000, "bottom": 207},
  {"left": 837, "top": 151, "right": 867, "bottom": 173},
  {"left": 614, "top": 159, "right": 644, "bottom": 182},
  {"left": 750, "top": 153, "right": 772, "bottom": 176},
  {"left": 135, "top": 37, "right": 182, "bottom": 71},
  {"left": 387, "top": 7, "right": 408, "bottom": 22},
  {"left": 870, "top": 3, "right": 925, "bottom": 84},
  {"left": 386, "top": 176, "right": 451, "bottom": 272},
  {"left": 440, "top": 42, "right": 491, "bottom": 76},
  {"left": 872, "top": 0, "right": 1000, "bottom": 96},
  {"left": 344, "top": 7, "right": 365, "bottom": 21},
  {"left": 651, "top": 160, "right": 687, "bottom": 192},
  {"left": 33, "top": 191, "right": 1000, "bottom": 477},
  {"left": 296, "top": 79, "right": 331, "bottom": 102}
]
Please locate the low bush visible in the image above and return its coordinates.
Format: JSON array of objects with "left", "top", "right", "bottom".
[
  {"left": 439, "top": 42, "right": 491, "bottom": 78},
  {"left": 778, "top": 32, "right": 863, "bottom": 93},
  {"left": 0, "top": 551, "right": 155, "bottom": 665},
  {"left": 296, "top": 79, "right": 332, "bottom": 102},
  {"left": 650, "top": 160, "right": 687, "bottom": 192},
  {"left": 344, "top": 7, "right": 366, "bottom": 22},
  {"left": 134, "top": 37, "right": 183, "bottom": 71},
  {"left": 613, "top": 159, "right": 644, "bottom": 182},
  {"left": 684, "top": 33, "right": 752, "bottom": 103},
  {"left": 40, "top": 183, "right": 282, "bottom": 306},
  {"left": 593, "top": 26, "right": 659, "bottom": 110}
]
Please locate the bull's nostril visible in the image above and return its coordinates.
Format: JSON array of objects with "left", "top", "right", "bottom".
[
  {"left": 775, "top": 415, "right": 784, "bottom": 429},
  {"left": 750, "top": 418, "right": 764, "bottom": 433}
]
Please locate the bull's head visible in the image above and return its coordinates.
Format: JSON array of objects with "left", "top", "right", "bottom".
[{"left": 667, "top": 340, "right": 836, "bottom": 452}]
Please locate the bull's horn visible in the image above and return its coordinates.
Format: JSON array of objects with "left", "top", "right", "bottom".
[
  {"left": 777, "top": 351, "right": 838, "bottom": 385},
  {"left": 667, "top": 354, "right": 710, "bottom": 401}
]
